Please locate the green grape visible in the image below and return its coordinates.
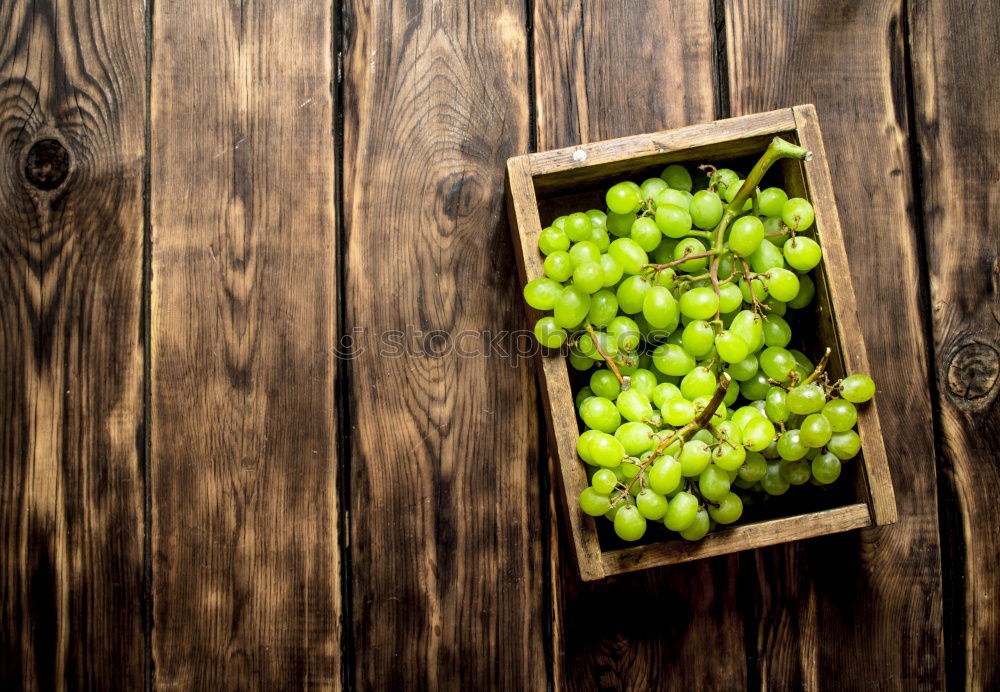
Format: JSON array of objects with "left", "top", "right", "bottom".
[
  {"left": 607, "top": 211, "right": 637, "bottom": 237},
  {"left": 656, "top": 187, "right": 692, "bottom": 210},
  {"left": 715, "top": 330, "right": 749, "bottom": 364},
  {"left": 564, "top": 211, "right": 593, "bottom": 242},
  {"left": 589, "top": 432, "right": 627, "bottom": 467},
  {"left": 722, "top": 179, "right": 752, "bottom": 207},
  {"left": 680, "top": 366, "right": 716, "bottom": 400},
  {"left": 614, "top": 504, "right": 647, "bottom": 541},
  {"left": 649, "top": 456, "right": 683, "bottom": 494},
  {"left": 620, "top": 459, "right": 641, "bottom": 480},
  {"left": 569, "top": 351, "right": 594, "bottom": 371},
  {"left": 599, "top": 254, "right": 624, "bottom": 287},
  {"left": 718, "top": 283, "right": 743, "bottom": 313},
  {"left": 765, "top": 268, "right": 800, "bottom": 302},
  {"left": 652, "top": 382, "right": 683, "bottom": 409},
  {"left": 636, "top": 488, "right": 669, "bottom": 520},
  {"left": 523, "top": 277, "right": 563, "bottom": 310},
  {"left": 840, "top": 374, "right": 876, "bottom": 403},
  {"left": 551, "top": 215, "right": 567, "bottom": 230},
  {"left": 682, "top": 320, "right": 716, "bottom": 357},
  {"left": 615, "top": 421, "right": 655, "bottom": 456},
  {"left": 587, "top": 289, "right": 619, "bottom": 327},
  {"left": 568, "top": 242, "right": 601, "bottom": 270},
  {"left": 607, "top": 316, "right": 641, "bottom": 353},
  {"left": 731, "top": 404, "right": 764, "bottom": 430},
  {"left": 738, "top": 276, "right": 769, "bottom": 303},
  {"left": 630, "top": 370, "right": 658, "bottom": 398},
  {"left": 689, "top": 190, "right": 724, "bottom": 230},
  {"left": 781, "top": 459, "right": 811, "bottom": 485},
  {"left": 742, "top": 417, "right": 776, "bottom": 452},
  {"left": 679, "top": 507, "right": 710, "bottom": 540},
  {"left": 788, "top": 274, "right": 816, "bottom": 309},
  {"left": 572, "top": 261, "right": 604, "bottom": 294},
  {"left": 781, "top": 197, "right": 815, "bottom": 231},
  {"left": 538, "top": 226, "right": 570, "bottom": 255},
  {"left": 709, "top": 492, "right": 743, "bottom": 524},
  {"left": 749, "top": 238, "right": 786, "bottom": 273},
  {"left": 790, "top": 347, "right": 814, "bottom": 368},
  {"left": 663, "top": 397, "right": 696, "bottom": 426},
  {"left": 822, "top": 399, "right": 858, "bottom": 432},
  {"left": 654, "top": 204, "right": 693, "bottom": 239},
  {"left": 577, "top": 330, "right": 616, "bottom": 361},
  {"left": 579, "top": 396, "right": 620, "bottom": 433},
  {"left": 783, "top": 236, "right": 822, "bottom": 272},
  {"left": 759, "top": 346, "right": 797, "bottom": 381},
  {"left": 758, "top": 187, "right": 788, "bottom": 217},
  {"left": 590, "top": 368, "right": 621, "bottom": 400},
  {"left": 728, "top": 216, "right": 765, "bottom": 257},
  {"left": 592, "top": 468, "right": 618, "bottom": 494},
  {"left": 761, "top": 314, "right": 792, "bottom": 348},
  {"left": 586, "top": 209, "right": 607, "bottom": 229},
  {"left": 652, "top": 343, "right": 696, "bottom": 376},
  {"left": 800, "top": 413, "right": 833, "bottom": 448},
  {"left": 640, "top": 177, "right": 669, "bottom": 202},
  {"left": 664, "top": 491, "right": 699, "bottom": 531},
  {"left": 712, "top": 441, "right": 746, "bottom": 471},
  {"left": 642, "top": 286, "right": 680, "bottom": 331},
  {"left": 699, "top": 464, "right": 731, "bottom": 502},
  {"left": 617, "top": 389, "right": 654, "bottom": 423},
  {"left": 804, "top": 446, "right": 822, "bottom": 460},
  {"left": 712, "top": 168, "right": 740, "bottom": 196},
  {"left": 608, "top": 237, "right": 649, "bottom": 275},
  {"left": 729, "top": 310, "right": 764, "bottom": 360},
  {"left": 786, "top": 383, "right": 826, "bottom": 414},
  {"left": 740, "top": 370, "right": 772, "bottom": 401},
  {"left": 579, "top": 487, "right": 612, "bottom": 516},
  {"left": 762, "top": 215, "right": 787, "bottom": 246},
  {"left": 534, "top": 316, "right": 567, "bottom": 348},
  {"left": 765, "top": 386, "right": 790, "bottom": 422},
  {"left": 723, "top": 382, "right": 740, "bottom": 407},
  {"left": 761, "top": 439, "right": 780, "bottom": 459},
  {"left": 670, "top": 238, "right": 707, "bottom": 272},
  {"left": 827, "top": 430, "right": 861, "bottom": 460},
  {"left": 679, "top": 286, "right": 719, "bottom": 320},
  {"left": 574, "top": 387, "right": 594, "bottom": 411},
  {"left": 776, "top": 429, "right": 809, "bottom": 460},
  {"left": 717, "top": 420, "right": 743, "bottom": 445},
  {"left": 679, "top": 440, "right": 712, "bottom": 476},
  {"left": 630, "top": 216, "right": 662, "bottom": 252},
  {"left": 726, "top": 354, "right": 759, "bottom": 381},
  {"left": 738, "top": 450, "right": 768, "bottom": 482},
  {"left": 761, "top": 462, "right": 790, "bottom": 495},
  {"left": 763, "top": 296, "right": 787, "bottom": 316},
  {"left": 543, "top": 251, "right": 574, "bottom": 282},
  {"left": 588, "top": 226, "right": 611, "bottom": 252},
  {"left": 811, "top": 452, "right": 842, "bottom": 484},
  {"left": 616, "top": 275, "right": 651, "bottom": 314},
  {"left": 607, "top": 182, "right": 641, "bottom": 215},
  {"left": 691, "top": 428, "right": 715, "bottom": 445},
  {"left": 661, "top": 163, "right": 694, "bottom": 191}
]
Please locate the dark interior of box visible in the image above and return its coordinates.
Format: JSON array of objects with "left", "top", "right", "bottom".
[{"left": 532, "top": 135, "right": 870, "bottom": 553}]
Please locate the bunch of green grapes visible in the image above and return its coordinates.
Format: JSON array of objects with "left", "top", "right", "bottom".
[{"left": 523, "top": 137, "right": 877, "bottom": 542}]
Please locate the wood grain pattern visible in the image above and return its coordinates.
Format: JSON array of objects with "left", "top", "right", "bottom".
[
  {"left": 726, "top": 1, "right": 945, "bottom": 687},
  {"left": 342, "top": 0, "right": 546, "bottom": 687},
  {"left": 532, "top": 2, "right": 746, "bottom": 688},
  {"left": 149, "top": 1, "right": 339, "bottom": 687},
  {"left": 0, "top": 1, "right": 146, "bottom": 689},
  {"left": 909, "top": 2, "right": 1000, "bottom": 687}
]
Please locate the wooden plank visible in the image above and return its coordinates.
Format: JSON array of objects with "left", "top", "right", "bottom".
[
  {"left": 725, "top": 1, "right": 945, "bottom": 687},
  {"left": 604, "top": 505, "right": 872, "bottom": 574},
  {"left": 342, "top": 1, "right": 546, "bottom": 688},
  {"left": 0, "top": 2, "right": 146, "bottom": 689},
  {"left": 532, "top": 1, "right": 748, "bottom": 688},
  {"left": 909, "top": 2, "right": 1000, "bottom": 687},
  {"left": 149, "top": 1, "right": 339, "bottom": 687}
]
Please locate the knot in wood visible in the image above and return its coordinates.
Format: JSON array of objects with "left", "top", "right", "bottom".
[
  {"left": 946, "top": 342, "right": 999, "bottom": 404},
  {"left": 24, "top": 138, "right": 70, "bottom": 190}
]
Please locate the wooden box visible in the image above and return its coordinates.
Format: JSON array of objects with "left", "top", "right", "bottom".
[{"left": 505, "top": 105, "right": 897, "bottom": 581}]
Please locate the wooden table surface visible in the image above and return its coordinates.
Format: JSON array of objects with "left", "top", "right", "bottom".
[{"left": 1, "top": 1, "right": 996, "bottom": 689}]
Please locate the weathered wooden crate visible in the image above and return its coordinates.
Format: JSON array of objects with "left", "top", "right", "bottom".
[{"left": 506, "top": 105, "right": 897, "bottom": 581}]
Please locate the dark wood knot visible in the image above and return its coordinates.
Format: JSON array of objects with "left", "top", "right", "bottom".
[
  {"left": 24, "top": 138, "right": 70, "bottom": 191},
  {"left": 946, "top": 342, "right": 999, "bottom": 403}
]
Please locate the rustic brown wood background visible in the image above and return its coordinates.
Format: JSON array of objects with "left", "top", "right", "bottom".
[{"left": 1, "top": 0, "right": 996, "bottom": 689}]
